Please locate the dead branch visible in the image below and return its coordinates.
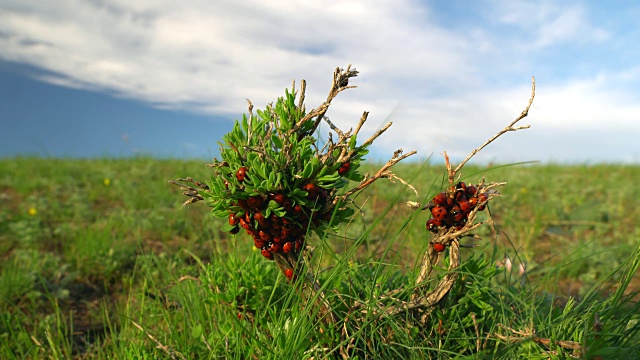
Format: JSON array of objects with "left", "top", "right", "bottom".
[{"left": 449, "top": 77, "right": 535, "bottom": 183}]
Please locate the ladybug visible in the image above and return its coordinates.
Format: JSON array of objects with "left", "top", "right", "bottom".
[
  {"left": 237, "top": 199, "right": 249, "bottom": 211},
  {"left": 338, "top": 162, "right": 351, "bottom": 176},
  {"left": 283, "top": 241, "right": 293, "bottom": 254},
  {"left": 426, "top": 218, "right": 442, "bottom": 233},
  {"left": 237, "top": 313, "right": 243, "bottom": 320},
  {"left": 229, "top": 226, "right": 240, "bottom": 235},
  {"left": 258, "top": 230, "right": 271, "bottom": 241},
  {"left": 433, "top": 243, "right": 446, "bottom": 252},
  {"left": 468, "top": 197, "right": 478, "bottom": 207},
  {"left": 272, "top": 236, "right": 283, "bottom": 244},
  {"left": 466, "top": 185, "right": 477, "bottom": 197},
  {"left": 239, "top": 218, "right": 250, "bottom": 230},
  {"left": 236, "top": 167, "right": 248, "bottom": 182},
  {"left": 254, "top": 212, "right": 268, "bottom": 227},
  {"left": 452, "top": 211, "right": 465, "bottom": 223},
  {"left": 268, "top": 242, "right": 281, "bottom": 253},
  {"left": 247, "top": 195, "right": 263, "bottom": 209},
  {"left": 302, "top": 183, "right": 318, "bottom": 199},
  {"left": 293, "top": 204, "right": 304, "bottom": 217},
  {"left": 295, "top": 238, "right": 302, "bottom": 251},
  {"left": 269, "top": 193, "right": 286, "bottom": 206},
  {"left": 477, "top": 193, "right": 488, "bottom": 211},
  {"left": 285, "top": 268, "right": 294, "bottom": 279},
  {"left": 431, "top": 206, "right": 448, "bottom": 220},
  {"left": 261, "top": 248, "right": 272, "bottom": 259},
  {"left": 458, "top": 199, "right": 473, "bottom": 214},
  {"left": 254, "top": 239, "right": 265, "bottom": 248},
  {"left": 432, "top": 192, "right": 447, "bottom": 206},
  {"left": 229, "top": 212, "right": 241, "bottom": 226},
  {"left": 456, "top": 182, "right": 467, "bottom": 192}
]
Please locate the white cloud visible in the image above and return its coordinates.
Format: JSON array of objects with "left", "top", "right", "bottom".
[{"left": 0, "top": 0, "right": 638, "bottom": 162}]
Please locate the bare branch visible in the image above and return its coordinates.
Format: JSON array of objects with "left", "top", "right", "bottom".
[{"left": 452, "top": 77, "right": 535, "bottom": 177}]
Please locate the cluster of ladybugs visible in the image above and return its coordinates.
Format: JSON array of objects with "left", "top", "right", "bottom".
[
  {"left": 426, "top": 182, "right": 488, "bottom": 251},
  {"left": 228, "top": 165, "right": 347, "bottom": 271}
]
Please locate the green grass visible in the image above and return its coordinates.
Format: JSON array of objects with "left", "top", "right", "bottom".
[{"left": 1, "top": 157, "right": 639, "bottom": 358}]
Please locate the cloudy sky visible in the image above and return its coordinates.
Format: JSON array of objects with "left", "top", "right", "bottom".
[{"left": 1, "top": 0, "right": 639, "bottom": 163}]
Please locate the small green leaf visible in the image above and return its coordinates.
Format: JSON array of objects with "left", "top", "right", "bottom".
[
  {"left": 191, "top": 324, "right": 203, "bottom": 339},
  {"left": 272, "top": 134, "right": 283, "bottom": 149},
  {"left": 220, "top": 223, "right": 236, "bottom": 233},
  {"left": 348, "top": 135, "right": 357, "bottom": 149}
]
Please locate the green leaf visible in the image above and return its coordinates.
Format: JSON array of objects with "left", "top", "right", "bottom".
[
  {"left": 471, "top": 298, "right": 493, "bottom": 312},
  {"left": 220, "top": 223, "right": 236, "bottom": 233},
  {"left": 318, "top": 174, "right": 340, "bottom": 183},
  {"left": 191, "top": 324, "right": 203, "bottom": 339},
  {"left": 271, "top": 134, "right": 283, "bottom": 149},
  {"left": 348, "top": 135, "right": 357, "bottom": 149}
]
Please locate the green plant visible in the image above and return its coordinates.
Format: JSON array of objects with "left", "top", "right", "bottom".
[{"left": 171, "top": 66, "right": 416, "bottom": 322}]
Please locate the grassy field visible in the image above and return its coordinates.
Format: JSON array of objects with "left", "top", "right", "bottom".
[{"left": 1, "top": 157, "right": 639, "bottom": 358}]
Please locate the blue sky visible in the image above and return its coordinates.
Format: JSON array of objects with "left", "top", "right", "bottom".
[{"left": 1, "top": 0, "right": 639, "bottom": 163}]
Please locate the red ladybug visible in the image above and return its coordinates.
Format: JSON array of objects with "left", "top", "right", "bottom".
[
  {"left": 338, "top": 162, "right": 351, "bottom": 176},
  {"left": 239, "top": 218, "right": 250, "bottom": 230},
  {"left": 431, "top": 206, "right": 448, "bottom": 220},
  {"left": 432, "top": 192, "right": 447, "bottom": 206},
  {"left": 285, "top": 268, "right": 294, "bottom": 279},
  {"left": 426, "top": 218, "right": 441, "bottom": 233},
  {"left": 237, "top": 199, "right": 249, "bottom": 211},
  {"left": 268, "top": 242, "right": 281, "bottom": 253},
  {"left": 295, "top": 239, "right": 302, "bottom": 251},
  {"left": 261, "top": 248, "right": 272, "bottom": 259},
  {"left": 247, "top": 195, "right": 263, "bottom": 209},
  {"left": 433, "top": 243, "right": 446, "bottom": 252},
  {"left": 269, "top": 193, "right": 286, "bottom": 206},
  {"left": 236, "top": 167, "right": 248, "bottom": 182},
  {"left": 477, "top": 193, "right": 488, "bottom": 211},
  {"left": 468, "top": 197, "right": 478, "bottom": 207},
  {"left": 229, "top": 212, "right": 241, "bottom": 226},
  {"left": 458, "top": 199, "right": 473, "bottom": 214},
  {"left": 283, "top": 241, "right": 293, "bottom": 253},
  {"left": 302, "top": 183, "right": 318, "bottom": 199},
  {"left": 254, "top": 212, "right": 268, "bottom": 227},
  {"left": 258, "top": 230, "right": 271, "bottom": 241},
  {"left": 456, "top": 182, "right": 467, "bottom": 192},
  {"left": 466, "top": 185, "right": 477, "bottom": 197},
  {"left": 237, "top": 313, "right": 243, "bottom": 320}
]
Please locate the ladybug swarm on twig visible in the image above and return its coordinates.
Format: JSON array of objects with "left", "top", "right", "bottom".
[{"left": 426, "top": 181, "right": 489, "bottom": 235}]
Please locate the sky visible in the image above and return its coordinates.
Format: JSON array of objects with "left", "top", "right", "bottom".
[{"left": 1, "top": 0, "right": 640, "bottom": 163}]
